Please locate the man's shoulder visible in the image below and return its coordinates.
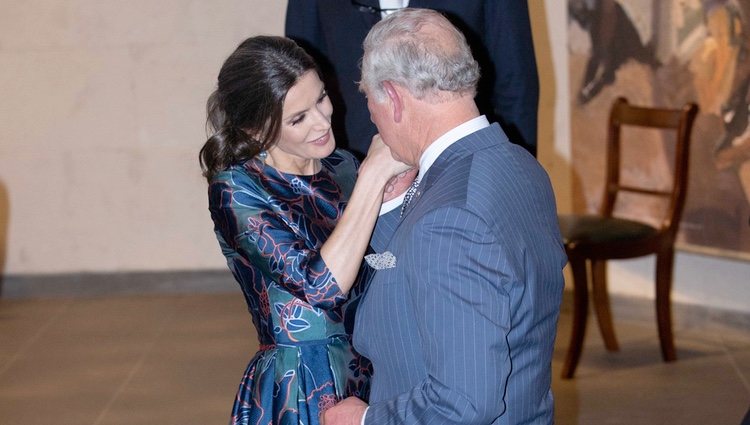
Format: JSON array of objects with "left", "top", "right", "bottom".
[
  {"left": 428, "top": 129, "right": 555, "bottom": 220},
  {"left": 414, "top": 124, "right": 548, "bottom": 220},
  {"left": 465, "top": 125, "right": 550, "bottom": 191}
]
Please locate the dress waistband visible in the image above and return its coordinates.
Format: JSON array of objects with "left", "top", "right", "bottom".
[{"left": 258, "top": 334, "right": 349, "bottom": 351}]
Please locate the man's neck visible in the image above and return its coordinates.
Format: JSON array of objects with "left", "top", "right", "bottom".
[{"left": 415, "top": 95, "right": 480, "bottom": 157}]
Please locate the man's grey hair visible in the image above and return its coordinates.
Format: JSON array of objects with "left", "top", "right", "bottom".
[{"left": 360, "top": 8, "right": 480, "bottom": 102}]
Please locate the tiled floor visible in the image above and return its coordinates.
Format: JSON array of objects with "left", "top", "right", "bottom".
[{"left": 0, "top": 290, "right": 748, "bottom": 424}]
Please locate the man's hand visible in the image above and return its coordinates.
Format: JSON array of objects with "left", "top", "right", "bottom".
[{"left": 320, "top": 397, "right": 368, "bottom": 425}]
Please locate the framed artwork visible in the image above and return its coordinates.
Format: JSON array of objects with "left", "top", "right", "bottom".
[{"left": 568, "top": 0, "right": 750, "bottom": 260}]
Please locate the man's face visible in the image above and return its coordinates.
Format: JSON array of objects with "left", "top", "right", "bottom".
[{"left": 365, "top": 85, "right": 415, "bottom": 165}]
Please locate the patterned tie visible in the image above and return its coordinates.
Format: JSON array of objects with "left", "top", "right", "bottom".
[{"left": 400, "top": 177, "right": 421, "bottom": 217}]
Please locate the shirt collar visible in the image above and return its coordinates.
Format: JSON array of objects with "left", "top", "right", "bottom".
[
  {"left": 378, "top": 115, "right": 489, "bottom": 215},
  {"left": 416, "top": 115, "right": 489, "bottom": 181}
]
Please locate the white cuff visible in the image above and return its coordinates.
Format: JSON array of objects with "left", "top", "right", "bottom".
[
  {"left": 360, "top": 406, "right": 369, "bottom": 425},
  {"left": 379, "top": 192, "right": 405, "bottom": 216}
]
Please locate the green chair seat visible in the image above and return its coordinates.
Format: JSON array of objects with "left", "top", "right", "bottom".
[{"left": 558, "top": 214, "right": 658, "bottom": 245}]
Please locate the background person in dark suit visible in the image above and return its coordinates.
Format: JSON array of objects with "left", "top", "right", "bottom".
[
  {"left": 285, "top": 0, "right": 540, "bottom": 157},
  {"left": 321, "top": 8, "right": 566, "bottom": 425}
]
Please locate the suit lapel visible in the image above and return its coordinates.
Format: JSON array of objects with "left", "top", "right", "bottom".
[
  {"left": 373, "top": 125, "right": 502, "bottom": 253},
  {"left": 398, "top": 125, "right": 500, "bottom": 222},
  {"left": 398, "top": 138, "right": 469, "bottom": 220}
]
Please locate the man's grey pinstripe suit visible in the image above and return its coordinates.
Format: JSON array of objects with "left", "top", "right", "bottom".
[{"left": 354, "top": 123, "right": 566, "bottom": 424}]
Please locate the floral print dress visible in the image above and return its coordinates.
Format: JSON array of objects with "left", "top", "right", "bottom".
[{"left": 208, "top": 150, "right": 372, "bottom": 425}]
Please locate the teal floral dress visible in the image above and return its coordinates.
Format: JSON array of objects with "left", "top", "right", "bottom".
[{"left": 208, "top": 150, "right": 372, "bottom": 425}]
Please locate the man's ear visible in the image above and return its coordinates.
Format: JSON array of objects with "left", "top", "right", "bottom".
[{"left": 383, "top": 81, "right": 403, "bottom": 123}]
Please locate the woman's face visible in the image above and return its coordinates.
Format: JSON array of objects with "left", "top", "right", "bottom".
[{"left": 267, "top": 71, "right": 335, "bottom": 173}]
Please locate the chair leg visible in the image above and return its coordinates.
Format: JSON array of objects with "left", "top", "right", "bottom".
[
  {"left": 591, "top": 260, "right": 619, "bottom": 352},
  {"left": 562, "top": 256, "right": 590, "bottom": 379},
  {"left": 655, "top": 247, "right": 677, "bottom": 362}
]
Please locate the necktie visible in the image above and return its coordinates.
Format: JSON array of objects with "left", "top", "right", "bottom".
[{"left": 400, "top": 177, "right": 420, "bottom": 217}]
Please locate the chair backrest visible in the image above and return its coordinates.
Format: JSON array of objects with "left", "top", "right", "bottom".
[{"left": 601, "top": 97, "right": 699, "bottom": 238}]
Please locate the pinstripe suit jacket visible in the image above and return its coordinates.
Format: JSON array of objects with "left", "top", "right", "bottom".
[{"left": 354, "top": 123, "right": 566, "bottom": 424}]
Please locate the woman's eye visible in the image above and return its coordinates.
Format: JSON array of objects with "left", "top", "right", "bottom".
[
  {"left": 290, "top": 115, "right": 305, "bottom": 126},
  {"left": 317, "top": 91, "right": 328, "bottom": 104}
]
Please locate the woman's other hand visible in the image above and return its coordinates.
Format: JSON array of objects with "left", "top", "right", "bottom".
[{"left": 383, "top": 169, "right": 418, "bottom": 202}]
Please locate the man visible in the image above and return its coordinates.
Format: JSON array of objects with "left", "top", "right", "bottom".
[
  {"left": 322, "top": 8, "right": 566, "bottom": 425},
  {"left": 285, "top": 0, "right": 539, "bottom": 157}
]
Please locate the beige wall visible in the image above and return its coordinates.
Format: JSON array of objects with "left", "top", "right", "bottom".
[
  {"left": 0, "top": 0, "right": 288, "bottom": 274},
  {"left": 531, "top": 0, "right": 572, "bottom": 215},
  {"left": 1, "top": 1, "right": 748, "bottom": 313}
]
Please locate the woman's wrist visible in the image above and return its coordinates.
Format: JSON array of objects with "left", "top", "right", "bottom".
[{"left": 357, "top": 157, "right": 392, "bottom": 188}]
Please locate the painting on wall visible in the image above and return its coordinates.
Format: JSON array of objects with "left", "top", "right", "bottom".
[{"left": 568, "top": 0, "right": 750, "bottom": 260}]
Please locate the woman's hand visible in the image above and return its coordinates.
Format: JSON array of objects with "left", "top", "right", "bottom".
[
  {"left": 320, "top": 135, "right": 416, "bottom": 294},
  {"left": 361, "top": 134, "right": 412, "bottom": 181},
  {"left": 317, "top": 134, "right": 412, "bottom": 294}
]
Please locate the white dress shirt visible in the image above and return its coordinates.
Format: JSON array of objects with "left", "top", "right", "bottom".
[
  {"left": 379, "top": 0, "right": 409, "bottom": 17},
  {"left": 379, "top": 115, "right": 490, "bottom": 215}
]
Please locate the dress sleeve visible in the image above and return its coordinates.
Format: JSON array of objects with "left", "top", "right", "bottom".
[{"left": 209, "top": 170, "right": 346, "bottom": 310}]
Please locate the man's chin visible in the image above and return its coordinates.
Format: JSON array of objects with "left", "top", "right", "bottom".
[{"left": 388, "top": 150, "right": 407, "bottom": 164}]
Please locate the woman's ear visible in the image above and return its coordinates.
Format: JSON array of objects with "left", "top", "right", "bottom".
[{"left": 383, "top": 81, "right": 403, "bottom": 123}]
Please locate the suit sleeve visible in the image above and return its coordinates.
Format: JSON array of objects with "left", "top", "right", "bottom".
[
  {"left": 485, "top": 0, "right": 539, "bottom": 155},
  {"left": 209, "top": 172, "right": 346, "bottom": 310},
  {"left": 365, "top": 207, "right": 513, "bottom": 424}
]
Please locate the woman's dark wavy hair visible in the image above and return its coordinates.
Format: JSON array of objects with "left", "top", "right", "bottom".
[{"left": 199, "top": 36, "right": 318, "bottom": 181}]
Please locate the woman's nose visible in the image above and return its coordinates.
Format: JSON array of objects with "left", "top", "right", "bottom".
[{"left": 312, "top": 105, "right": 331, "bottom": 129}]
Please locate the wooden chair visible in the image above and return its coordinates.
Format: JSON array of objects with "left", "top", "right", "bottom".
[{"left": 559, "top": 97, "right": 699, "bottom": 379}]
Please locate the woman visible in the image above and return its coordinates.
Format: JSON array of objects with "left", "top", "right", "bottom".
[{"left": 199, "top": 36, "right": 408, "bottom": 424}]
